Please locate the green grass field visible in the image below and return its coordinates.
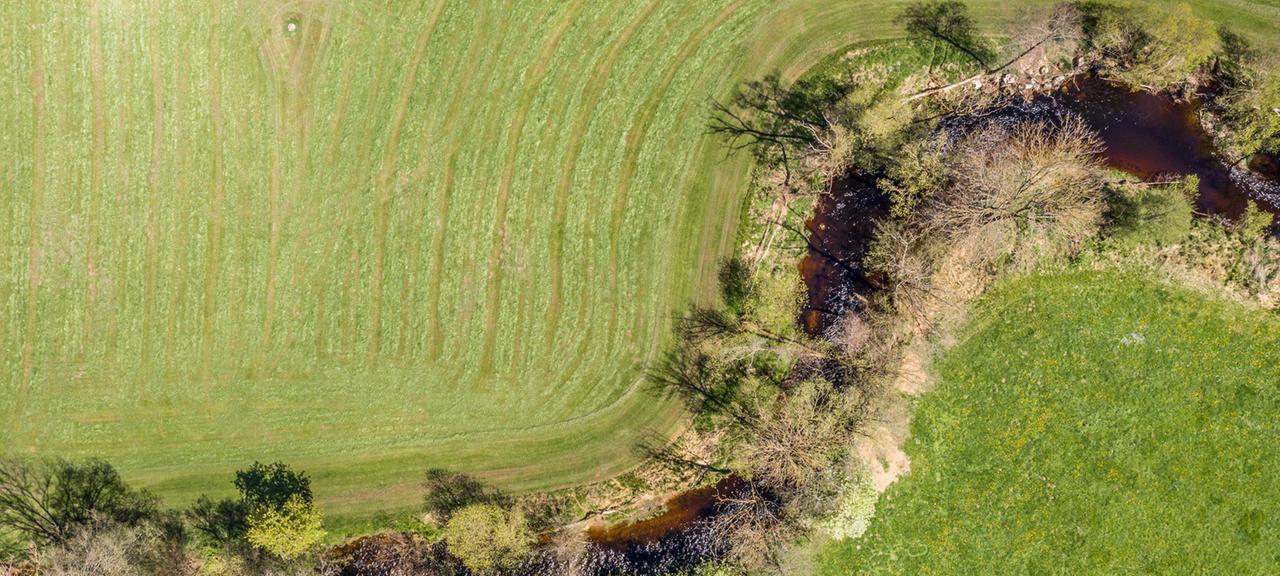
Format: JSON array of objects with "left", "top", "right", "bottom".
[
  {"left": 3, "top": 1, "right": 1278, "bottom": 527},
  {"left": 821, "top": 271, "right": 1280, "bottom": 574}
]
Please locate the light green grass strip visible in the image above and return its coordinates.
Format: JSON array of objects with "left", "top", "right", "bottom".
[{"left": 822, "top": 271, "right": 1280, "bottom": 574}]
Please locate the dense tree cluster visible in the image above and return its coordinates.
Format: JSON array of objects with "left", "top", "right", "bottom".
[
  {"left": 686, "top": 2, "right": 1280, "bottom": 574},
  {"left": 1081, "top": 1, "right": 1219, "bottom": 90}
]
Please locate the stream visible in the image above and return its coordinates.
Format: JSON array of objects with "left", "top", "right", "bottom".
[
  {"left": 803, "top": 76, "right": 1280, "bottom": 332},
  {"left": 560, "top": 77, "right": 1280, "bottom": 575}
]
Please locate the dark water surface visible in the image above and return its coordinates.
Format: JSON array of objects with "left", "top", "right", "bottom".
[
  {"left": 553, "top": 477, "right": 743, "bottom": 575},
  {"left": 1049, "top": 76, "right": 1278, "bottom": 215},
  {"left": 801, "top": 175, "right": 887, "bottom": 334},
  {"left": 802, "top": 77, "right": 1280, "bottom": 331},
  {"left": 558, "top": 78, "right": 1280, "bottom": 575}
]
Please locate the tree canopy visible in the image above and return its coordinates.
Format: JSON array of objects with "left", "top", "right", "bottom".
[
  {"left": 233, "top": 462, "right": 313, "bottom": 511},
  {"left": 0, "top": 459, "right": 159, "bottom": 546},
  {"left": 441, "top": 504, "right": 533, "bottom": 575},
  {"left": 244, "top": 495, "right": 326, "bottom": 561}
]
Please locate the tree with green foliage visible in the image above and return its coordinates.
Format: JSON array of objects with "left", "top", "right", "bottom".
[
  {"left": 0, "top": 459, "right": 159, "bottom": 547},
  {"left": 1103, "top": 176, "right": 1196, "bottom": 248},
  {"left": 441, "top": 504, "right": 533, "bottom": 575},
  {"left": 234, "top": 462, "right": 312, "bottom": 511},
  {"left": 1085, "top": 2, "right": 1218, "bottom": 90},
  {"left": 244, "top": 495, "right": 325, "bottom": 561},
  {"left": 186, "top": 461, "right": 312, "bottom": 553},
  {"left": 1227, "top": 74, "right": 1280, "bottom": 158}
]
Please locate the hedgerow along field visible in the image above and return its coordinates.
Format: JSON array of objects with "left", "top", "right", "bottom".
[
  {"left": 821, "top": 272, "right": 1280, "bottom": 574},
  {"left": 2, "top": 1, "right": 1278, "bottom": 526}
]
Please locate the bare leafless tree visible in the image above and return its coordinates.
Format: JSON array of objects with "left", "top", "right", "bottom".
[
  {"left": 904, "top": 3, "right": 1087, "bottom": 104},
  {"left": 709, "top": 75, "right": 832, "bottom": 152},
  {"left": 708, "top": 73, "right": 860, "bottom": 185},
  {"left": 738, "top": 380, "right": 864, "bottom": 496},
  {"left": 1008, "top": 3, "right": 1084, "bottom": 66},
  {"left": 39, "top": 521, "right": 196, "bottom": 576},
  {"left": 0, "top": 459, "right": 158, "bottom": 547},
  {"left": 925, "top": 117, "right": 1104, "bottom": 244},
  {"left": 869, "top": 117, "right": 1104, "bottom": 330},
  {"left": 866, "top": 219, "right": 941, "bottom": 326},
  {"left": 898, "top": 1, "right": 994, "bottom": 70},
  {"left": 646, "top": 340, "right": 761, "bottom": 431},
  {"left": 704, "top": 485, "right": 799, "bottom": 575}
]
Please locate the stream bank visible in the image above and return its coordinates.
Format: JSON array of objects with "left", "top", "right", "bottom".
[{"left": 803, "top": 76, "right": 1280, "bottom": 327}]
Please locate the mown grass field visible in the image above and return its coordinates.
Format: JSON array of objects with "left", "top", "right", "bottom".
[
  {"left": 821, "top": 271, "right": 1280, "bottom": 574},
  {"left": 2, "top": 1, "right": 1278, "bottom": 527}
]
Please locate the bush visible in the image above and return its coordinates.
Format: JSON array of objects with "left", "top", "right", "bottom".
[
  {"left": 815, "top": 469, "right": 879, "bottom": 541},
  {"left": 1084, "top": 1, "right": 1218, "bottom": 89},
  {"left": 743, "top": 267, "right": 809, "bottom": 340},
  {"left": 39, "top": 520, "right": 192, "bottom": 576},
  {"left": 1241, "top": 201, "right": 1277, "bottom": 238},
  {"left": 441, "top": 504, "right": 532, "bottom": 575},
  {"left": 0, "top": 459, "right": 160, "bottom": 546},
  {"left": 244, "top": 495, "right": 325, "bottom": 561},
  {"left": 879, "top": 134, "right": 948, "bottom": 220},
  {"left": 1103, "top": 176, "right": 1195, "bottom": 248},
  {"left": 1226, "top": 73, "right": 1280, "bottom": 157},
  {"left": 234, "top": 462, "right": 312, "bottom": 511}
]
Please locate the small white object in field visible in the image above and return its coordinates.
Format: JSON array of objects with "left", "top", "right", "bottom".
[{"left": 1120, "top": 332, "right": 1145, "bottom": 346}]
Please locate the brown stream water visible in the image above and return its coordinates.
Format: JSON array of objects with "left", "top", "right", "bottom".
[
  {"left": 519, "top": 478, "right": 743, "bottom": 575},
  {"left": 562, "top": 77, "right": 1280, "bottom": 575},
  {"left": 802, "top": 77, "right": 1280, "bottom": 333}
]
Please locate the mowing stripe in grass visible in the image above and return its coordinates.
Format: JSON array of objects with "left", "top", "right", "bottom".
[
  {"left": 477, "top": 0, "right": 586, "bottom": 376},
  {"left": 199, "top": 0, "right": 224, "bottom": 383},
  {"left": 368, "top": 0, "right": 448, "bottom": 364},
  {"left": 605, "top": 0, "right": 746, "bottom": 356},
  {"left": 542, "top": 0, "right": 664, "bottom": 354},
  {"left": 84, "top": 0, "right": 106, "bottom": 361},
  {"left": 142, "top": 0, "right": 164, "bottom": 370},
  {"left": 21, "top": 0, "right": 46, "bottom": 398}
]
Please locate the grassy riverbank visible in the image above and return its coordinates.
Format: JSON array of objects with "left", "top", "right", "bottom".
[{"left": 821, "top": 271, "right": 1280, "bottom": 574}]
